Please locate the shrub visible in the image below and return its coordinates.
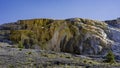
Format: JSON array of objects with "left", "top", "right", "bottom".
[
  {"left": 28, "top": 52, "right": 32, "bottom": 55},
  {"left": 8, "top": 64, "right": 14, "bottom": 68},
  {"left": 19, "top": 48, "right": 22, "bottom": 51},
  {"left": 18, "top": 41, "right": 24, "bottom": 48},
  {"left": 104, "top": 50, "right": 116, "bottom": 63},
  {"left": 83, "top": 60, "right": 87, "bottom": 63}
]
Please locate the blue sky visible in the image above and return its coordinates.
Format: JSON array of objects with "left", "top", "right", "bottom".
[{"left": 0, "top": 0, "right": 120, "bottom": 24}]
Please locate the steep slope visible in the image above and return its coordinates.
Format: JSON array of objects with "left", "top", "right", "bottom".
[
  {"left": 0, "top": 18, "right": 113, "bottom": 55},
  {"left": 105, "top": 18, "right": 120, "bottom": 55}
]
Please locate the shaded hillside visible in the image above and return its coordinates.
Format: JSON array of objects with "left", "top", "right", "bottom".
[{"left": 0, "top": 18, "right": 112, "bottom": 55}]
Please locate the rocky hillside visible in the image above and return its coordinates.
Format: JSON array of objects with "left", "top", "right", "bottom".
[
  {"left": 0, "top": 18, "right": 120, "bottom": 56},
  {"left": 105, "top": 18, "right": 120, "bottom": 55},
  {"left": 0, "top": 18, "right": 110, "bottom": 55},
  {"left": 1, "top": 18, "right": 120, "bottom": 67}
]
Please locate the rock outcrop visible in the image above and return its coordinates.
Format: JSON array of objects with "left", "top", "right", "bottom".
[
  {"left": 0, "top": 18, "right": 119, "bottom": 55},
  {"left": 105, "top": 18, "right": 120, "bottom": 54}
]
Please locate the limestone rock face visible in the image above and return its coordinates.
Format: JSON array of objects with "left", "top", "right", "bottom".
[
  {"left": 0, "top": 18, "right": 115, "bottom": 55},
  {"left": 105, "top": 18, "right": 120, "bottom": 54}
]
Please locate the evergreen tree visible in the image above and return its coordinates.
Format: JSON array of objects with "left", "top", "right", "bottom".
[{"left": 105, "top": 50, "right": 116, "bottom": 63}]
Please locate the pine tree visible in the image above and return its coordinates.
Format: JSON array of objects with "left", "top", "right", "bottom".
[{"left": 105, "top": 50, "right": 116, "bottom": 63}]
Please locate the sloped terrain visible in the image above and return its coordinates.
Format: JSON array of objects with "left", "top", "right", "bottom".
[
  {"left": 0, "top": 18, "right": 120, "bottom": 67},
  {"left": 0, "top": 18, "right": 112, "bottom": 55},
  {"left": 105, "top": 18, "right": 120, "bottom": 60},
  {"left": 0, "top": 46, "right": 120, "bottom": 68}
]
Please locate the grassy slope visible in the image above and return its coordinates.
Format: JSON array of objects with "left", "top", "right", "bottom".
[{"left": 0, "top": 46, "right": 120, "bottom": 68}]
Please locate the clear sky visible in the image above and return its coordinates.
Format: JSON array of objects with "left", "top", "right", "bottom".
[{"left": 0, "top": 0, "right": 120, "bottom": 24}]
